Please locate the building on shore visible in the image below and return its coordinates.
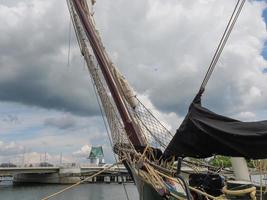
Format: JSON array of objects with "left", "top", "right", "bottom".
[{"left": 88, "top": 146, "right": 105, "bottom": 166}]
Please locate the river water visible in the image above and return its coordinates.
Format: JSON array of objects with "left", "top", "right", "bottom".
[
  {"left": 1, "top": 175, "right": 266, "bottom": 200},
  {"left": 0, "top": 182, "right": 139, "bottom": 200}
]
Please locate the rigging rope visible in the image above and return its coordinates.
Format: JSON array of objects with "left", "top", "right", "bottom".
[
  {"left": 66, "top": 0, "right": 83, "bottom": 55},
  {"left": 66, "top": 2, "right": 130, "bottom": 199},
  {"left": 89, "top": 64, "right": 130, "bottom": 200},
  {"left": 40, "top": 160, "right": 124, "bottom": 200},
  {"left": 199, "top": 0, "right": 246, "bottom": 92},
  {"left": 67, "top": 14, "right": 72, "bottom": 68}
]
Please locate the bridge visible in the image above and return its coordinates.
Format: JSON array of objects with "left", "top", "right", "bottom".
[
  {"left": 0, "top": 164, "right": 131, "bottom": 184},
  {"left": 0, "top": 167, "right": 59, "bottom": 176}
]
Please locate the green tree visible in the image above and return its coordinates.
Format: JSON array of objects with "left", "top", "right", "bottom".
[
  {"left": 209, "top": 156, "right": 255, "bottom": 168},
  {"left": 209, "top": 156, "right": 232, "bottom": 168}
]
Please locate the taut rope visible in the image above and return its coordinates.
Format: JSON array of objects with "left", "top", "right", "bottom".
[
  {"left": 40, "top": 160, "right": 124, "bottom": 200},
  {"left": 199, "top": 0, "right": 246, "bottom": 92}
]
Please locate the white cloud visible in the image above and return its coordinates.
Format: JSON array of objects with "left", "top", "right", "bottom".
[
  {"left": 73, "top": 144, "right": 91, "bottom": 158},
  {"left": 138, "top": 94, "right": 183, "bottom": 132},
  {"left": 234, "top": 111, "right": 257, "bottom": 121},
  {"left": 44, "top": 114, "right": 77, "bottom": 129},
  {"left": 0, "top": 140, "right": 79, "bottom": 165},
  {"left": 94, "top": 0, "right": 267, "bottom": 116},
  {"left": 1, "top": 0, "right": 266, "bottom": 117},
  {"left": 11, "top": 151, "right": 75, "bottom": 166},
  {"left": 0, "top": 141, "right": 24, "bottom": 156},
  {"left": 0, "top": 0, "right": 266, "bottom": 161}
]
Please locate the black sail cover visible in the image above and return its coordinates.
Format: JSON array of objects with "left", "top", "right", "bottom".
[{"left": 164, "top": 94, "right": 267, "bottom": 159}]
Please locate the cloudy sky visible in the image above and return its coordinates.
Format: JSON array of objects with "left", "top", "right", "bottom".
[{"left": 0, "top": 0, "right": 266, "bottom": 164}]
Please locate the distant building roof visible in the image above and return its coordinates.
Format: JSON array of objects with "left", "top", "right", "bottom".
[
  {"left": 88, "top": 146, "right": 104, "bottom": 159},
  {"left": 0, "top": 163, "right": 16, "bottom": 167},
  {"left": 39, "top": 162, "right": 53, "bottom": 167}
]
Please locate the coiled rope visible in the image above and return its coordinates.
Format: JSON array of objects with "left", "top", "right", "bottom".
[{"left": 222, "top": 186, "right": 256, "bottom": 200}]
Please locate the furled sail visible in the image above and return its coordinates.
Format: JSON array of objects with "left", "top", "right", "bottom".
[
  {"left": 164, "top": 91, "right": 267, "bottom": 159},
  {"left": 110, "top": 64, "right": 138, "bottom": 109}
]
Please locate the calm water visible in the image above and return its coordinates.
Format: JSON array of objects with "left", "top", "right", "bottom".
[
  {"left": 1, "top": 175, "right": 265, "bottom": 200},
  {"left": 0, "top": 182, "right": 139, "bottom": 200}
]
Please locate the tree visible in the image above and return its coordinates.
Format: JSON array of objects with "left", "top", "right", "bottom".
[{"left": 209, "top": 156, "right": 231, "bottom": 168}]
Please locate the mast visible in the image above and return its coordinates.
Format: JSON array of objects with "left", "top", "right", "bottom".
[{"left": 71, "top": 0, "right": 144, "bottom": 146}]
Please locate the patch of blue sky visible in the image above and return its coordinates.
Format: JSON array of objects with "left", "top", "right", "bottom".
[
  {"left": 1, "top": 126, "right": 46, "bottom": 141},
  {"left": 252, "top": 109, "right": 267, "bottom": 121},
  {"left": 263, "top": 4, "right": 267, "bottom": 21},
  {"left": 263, "top": 40, "right": 267, "bottom": 58},
  {"left": 262, "top": 5, "right": 267, "bottom": 73},
  {"left": 35, "top": 145, "right": 76, "bottom": 155},
  {"left": 262, "top": 8, "right": 267, "bottom": 60},
  {"left": 0, "top": 102, "right": 28, "bottom": 115}
]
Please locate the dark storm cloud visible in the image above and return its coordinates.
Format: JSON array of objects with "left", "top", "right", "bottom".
[
  {"left": 0, "top": 0, "right": 99, "bottom": 116},
  {"left": 0, "top": 0, "right": 266, "bottom": 164},
  {"left": 44, "top": 115, "right": 76, "bottom": 129},
  {"left": 0, "top": 0, "right": 267, "bottom": 120}
]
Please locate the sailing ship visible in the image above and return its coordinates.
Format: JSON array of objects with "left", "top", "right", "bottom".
[{"left": 67, "top": 0, "right": 267, "bottom": 199}]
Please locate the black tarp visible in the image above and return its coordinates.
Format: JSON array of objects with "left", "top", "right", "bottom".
[{"left": 164, "top": 93, "right": 267, "bottom": 159}]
